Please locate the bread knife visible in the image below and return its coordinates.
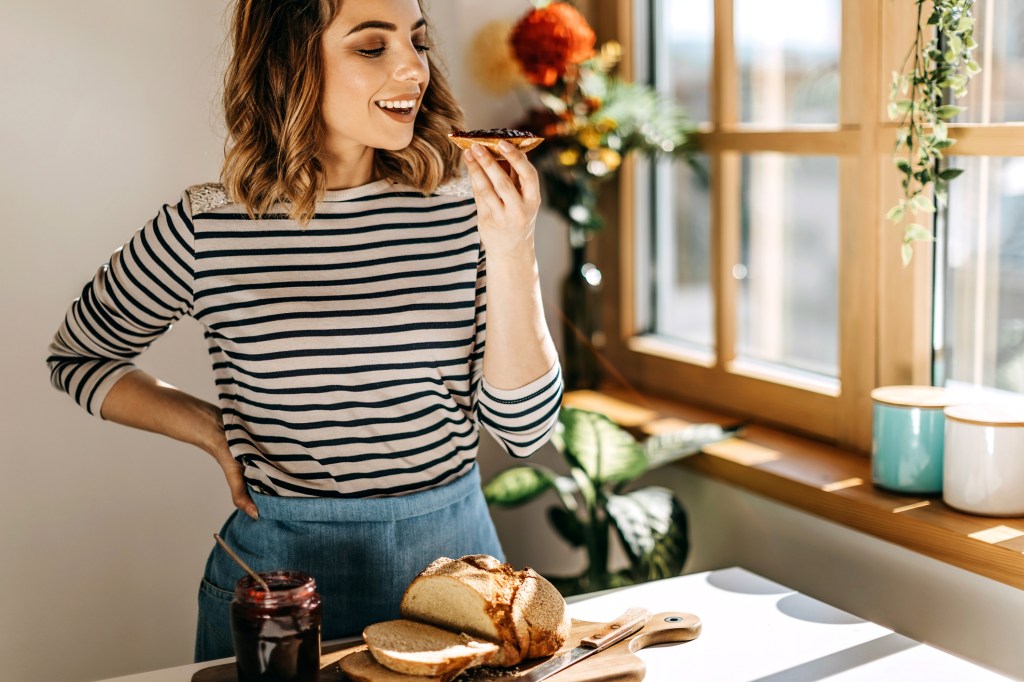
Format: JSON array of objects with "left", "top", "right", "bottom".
[{"left": 472, "top": 607, "right": 651, "bottom": 682}]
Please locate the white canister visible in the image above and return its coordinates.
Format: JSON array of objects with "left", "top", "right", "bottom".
[{"left": 943, "top": 403, "right": 1024, "bottom": 516}]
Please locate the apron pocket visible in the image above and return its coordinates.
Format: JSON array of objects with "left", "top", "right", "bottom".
[{"left": 195, "top": 578, "right": 236, "bottom": 662}]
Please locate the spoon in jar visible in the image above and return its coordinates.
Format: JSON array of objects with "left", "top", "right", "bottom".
[{"left": 214, "top": 533, "right": 270, "bottom": 593}]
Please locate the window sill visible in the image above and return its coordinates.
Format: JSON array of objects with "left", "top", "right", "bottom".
[{"left": 563, "top": 387, "right": 1024, "bottom": 591}]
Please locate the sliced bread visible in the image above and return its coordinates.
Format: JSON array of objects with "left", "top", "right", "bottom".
[
  {"left": 339, "top": 647, "right": 462, "bottom": 682},
  {"left": 363, "top": 619, "right": 499, "bottom": 676}
]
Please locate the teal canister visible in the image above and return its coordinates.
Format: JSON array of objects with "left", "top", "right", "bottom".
[{"left": 871, "top": 386, "right": 963, "bottom": 494}]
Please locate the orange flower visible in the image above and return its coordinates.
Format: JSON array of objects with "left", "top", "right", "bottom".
[{"left": 510, "top": 2, "right": 596, "bottom": 87}]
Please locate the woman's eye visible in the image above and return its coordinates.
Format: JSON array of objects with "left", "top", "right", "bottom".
[
  {"left": 356, "top": 47, "right": 386, "bottom": 58},
  {"left": 415, "top": 44, "right": 431, "bottom": 53}
]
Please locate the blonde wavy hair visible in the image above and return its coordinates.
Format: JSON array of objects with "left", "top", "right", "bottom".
[{"left": 221, "top": 0, "right": 465, "bottom": 223}]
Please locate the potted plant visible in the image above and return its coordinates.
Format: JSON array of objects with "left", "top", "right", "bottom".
[
  {"left": 483, "top": 407, "right": 741, "bottom": 596},
  {"left": 887, "top": 0, "right": 980, "bottom": 264}
]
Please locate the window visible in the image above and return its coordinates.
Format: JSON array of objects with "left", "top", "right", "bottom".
[
  {"left": 598, "top": 0, "right": 1024, "bottom": 450},
  {"left": 934, "top": 2, "right": 1024, "bottom": 401}
]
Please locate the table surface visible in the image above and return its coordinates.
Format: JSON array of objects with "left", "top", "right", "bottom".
[{"left": 101, "top": 567, "right": 1011, "bottom": 682}]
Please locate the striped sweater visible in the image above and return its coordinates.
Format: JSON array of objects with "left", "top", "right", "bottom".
[{"left": 47, "top": 178, "right": 562, "bottom": 497}]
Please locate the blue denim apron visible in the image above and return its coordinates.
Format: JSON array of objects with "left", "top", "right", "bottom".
[{"left": 194, "top": 464, "right": 504, "bottom": 662}]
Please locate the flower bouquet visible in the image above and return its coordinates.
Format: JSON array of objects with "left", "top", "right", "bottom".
[{"left": 507, "top": 0, "right": 694, "bottom": 246}]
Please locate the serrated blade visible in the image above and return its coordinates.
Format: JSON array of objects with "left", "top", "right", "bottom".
[{"left": 471, "top": 607, "right": 650, "bottom": 682}]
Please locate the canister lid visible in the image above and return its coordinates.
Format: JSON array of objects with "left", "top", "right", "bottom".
[
  {"left": 943, "top": 403, "right": 1024, "bottom": 427},
  {"left": 870, "top": 385, "right": 964, "bottom": 408}
]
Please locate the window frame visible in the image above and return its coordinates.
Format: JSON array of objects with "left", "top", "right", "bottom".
[{"left": 588, "top": 0, "right": 1020, "bottom": 452}]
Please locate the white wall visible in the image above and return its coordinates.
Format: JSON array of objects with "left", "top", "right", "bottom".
[
  {"left": 4, "top": 2, "right": 1020, "bottom": 682},
  {"left": 0, "top": 1, "right": 553, "bottom": 680}
]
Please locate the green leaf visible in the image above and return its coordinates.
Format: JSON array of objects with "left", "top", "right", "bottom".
[
  {"left": 939, "top": 167, "right": 965, "bottom": 180},
  {"left": 559, "top": 408, "right": 647, "bottom": 485},
  {"left": 608, "top": 487, "right": 689, "bottom": 582},
  {"left": 483, "top": 466, "right": 557, "bottom": 507},
  {"left": 895, "top": 159, "right": 913, "bottom": 173},
  {"left": 935, "top": 104, "right": 966, "bottom": 120},
  {"left": 886, "top": 204, "right": 905, "bottom": 223},
  {"left": 910, "top": 194, "right": 935, "bottom": 214},
  {"left": 643, "top": 422, "right": 742, "bottom": 469},
  {"left": 547, "top": 506, "right": 585, "bottom": 547},
  {"left": 904, "top": 223, "right": 935, "bottom": 243},
  {"left": 901, "top": 242, "right": 914, "bottom": 267},
  {"left": 948, "top": 35, "right": 964, "bottom": 56}
]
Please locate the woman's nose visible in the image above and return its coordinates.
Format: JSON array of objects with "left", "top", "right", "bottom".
[{"left": 394, "top": 46, "right": 428, "bottom": 83}]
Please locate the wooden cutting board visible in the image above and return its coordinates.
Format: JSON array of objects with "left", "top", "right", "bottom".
[{"left": 192, "top": 611, "right": 701, "bottom": 682}]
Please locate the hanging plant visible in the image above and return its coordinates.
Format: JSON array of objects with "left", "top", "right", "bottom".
[{"left": 887, "top": 0, "right": 980, "bottom": 265}]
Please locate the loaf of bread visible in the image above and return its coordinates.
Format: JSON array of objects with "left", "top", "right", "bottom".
[
  {"left": 447, "top": 129, "right": 544, "bottom": 159},
  {"left": 361, "top": 554, "right": 571, "bottom": 677}
]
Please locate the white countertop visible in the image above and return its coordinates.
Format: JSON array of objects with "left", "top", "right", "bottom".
[{"left": 102, "top": 567, "right": 1012, "bottom": 681}]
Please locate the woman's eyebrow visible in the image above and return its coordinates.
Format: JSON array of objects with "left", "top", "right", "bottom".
[{"left": 345, "top": 17, "right": 427, "bottom": 36}]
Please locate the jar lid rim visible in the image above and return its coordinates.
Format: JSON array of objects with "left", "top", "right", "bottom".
[
  {"left": 944, "top": 403, "right": 1024, "bottom": 426},
  {"left": 870, "top": 385, "right": 965, "bottom": 408},
  {"left": 235, "top": 570, "right": 317, "bottom": 604}
]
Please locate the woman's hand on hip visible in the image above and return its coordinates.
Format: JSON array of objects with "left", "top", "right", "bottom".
[
  {"left": 208, "top": 438, "right": 258, "bottom": 518},
  {"left": 464, "top": 142, "right": 541, "bottom": 259}
]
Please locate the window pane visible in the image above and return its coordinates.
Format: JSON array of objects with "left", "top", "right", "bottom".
[
  {"left": 737, "top": 154, "right": 839, "bottom": 378},
  {"left": 650, "top": 154, "right": 714, "bottom": 352},
  {"left": 936, "top": 157, "right": 1024, "bottom": 394},
  {"left": 656, "top": 0, "right": 713, "bottom": 123},
  {"left": 735, "top": 0, "right": 841, "bottom": 125},
  {"left": 956, "top": 0, "right": 1024, "bottom": 123}
]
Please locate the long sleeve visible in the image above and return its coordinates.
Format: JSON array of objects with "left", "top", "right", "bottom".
[
  {"left": 47, "top": 198, "right": 195, "bottom": 416},
  {"left": 470, "top": 251, "right": 563, "bottom": 457}
]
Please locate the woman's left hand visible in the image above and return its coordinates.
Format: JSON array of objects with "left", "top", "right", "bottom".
[{"left": 463, "top": 141, "right": 541, "bottom": 259}]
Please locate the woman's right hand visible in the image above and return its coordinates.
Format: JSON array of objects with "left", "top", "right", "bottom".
[{"left": 209, "top": 438, "right": 259, "bottom": 521}]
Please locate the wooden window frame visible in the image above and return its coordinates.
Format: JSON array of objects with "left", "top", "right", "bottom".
[{"left": 587, "top": 0, "right": 974, "bottom": 453}]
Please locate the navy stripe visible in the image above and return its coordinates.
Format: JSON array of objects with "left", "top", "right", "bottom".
[
  {"left": 196, "top": 217, "right": 475, "bottom": 255},
  {"left": 194, "top": 260, "right": 477, "bottom": 301},
  {"left": 209, "top": 299, "right": 475, "bottom": 332},
  {"left": 224, "top": 400, "right": 463, "bottom": 432},
  {"left": 220, "top": 387, "right": 455, "bottom": 413},
  {"left": 196, "top": 241, "right": 478, "bottom": 280},
  {"left": 194, "top": 280, "right": 475, "bottom": 321},
  {"left": 218, "top": 337, "right": 472, "bottom": 363},
  {"left": 219, "top": 372, "right": 472, "bottom": 396}
]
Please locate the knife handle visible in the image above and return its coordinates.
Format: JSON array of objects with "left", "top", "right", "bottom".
[
  {"left": 579, "top": 607, "right": 650, "bottom": 650},
  {"left": 627, "top": 611, "right": 702, "bottom": 652}
]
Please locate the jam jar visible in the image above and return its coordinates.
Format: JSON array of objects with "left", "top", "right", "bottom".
[{"left": 231, "top": 570, "right": 322, "bottom": 682}]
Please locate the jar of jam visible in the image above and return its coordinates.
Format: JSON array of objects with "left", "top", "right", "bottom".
[{"left": 231, "top": 570, "right": 322, "bottom": 682}]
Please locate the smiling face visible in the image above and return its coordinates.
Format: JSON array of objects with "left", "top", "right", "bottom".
[{"left": 319, "top": 0, "right": 431, "bottom": 161}]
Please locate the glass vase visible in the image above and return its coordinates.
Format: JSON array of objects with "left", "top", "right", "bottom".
[{"left": 561, "top": 226, "right": 603, "bottom": 390}]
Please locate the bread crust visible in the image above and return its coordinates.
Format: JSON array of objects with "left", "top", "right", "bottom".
[{"left": 447, "top": 129, "right": 544, "bottom": 159}]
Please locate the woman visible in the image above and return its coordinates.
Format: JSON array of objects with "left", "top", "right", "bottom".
[{"left": 46, "top": 0, "right": 561, "bottom": 662}]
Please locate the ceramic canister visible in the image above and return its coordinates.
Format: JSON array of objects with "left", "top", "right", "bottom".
[
  {"left": 871, "top": 385, "right": 964, "bottom": 494},
  {"left": 943, "top": 403, "right": 1024, "bottom": 516}
]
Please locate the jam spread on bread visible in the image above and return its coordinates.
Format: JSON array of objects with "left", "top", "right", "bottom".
[{"left": 449, "top": 128, "right": 538, "bottom": 139}]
